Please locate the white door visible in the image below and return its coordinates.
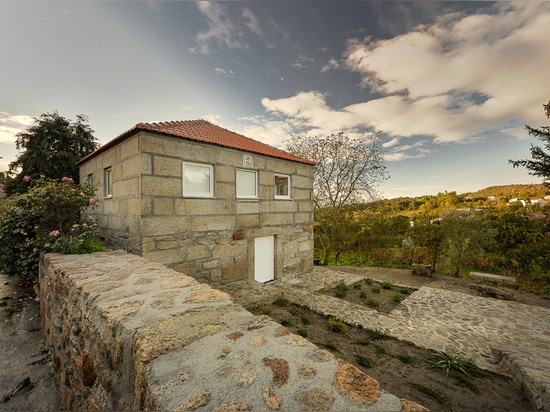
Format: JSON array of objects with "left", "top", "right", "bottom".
[{"left": 254, "top": 236, "right": 275, "bottom": 283}]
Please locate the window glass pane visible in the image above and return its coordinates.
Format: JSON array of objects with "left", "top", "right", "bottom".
[
  {"left": 184, "top": 163, "right": 212, "bottom": 195},
  {"left": 275, "top": 175, "right": 289, "bottom": 197},
  {"left": 104, "top": 168, "right": 112, "bottom": 197},
  {"left": 237, "top": 169, "right": 257, "bottom": 198}
]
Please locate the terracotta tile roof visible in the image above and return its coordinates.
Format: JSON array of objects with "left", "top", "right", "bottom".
[{"left": 77, "top": 120, "right": 315, "bottom": 166}]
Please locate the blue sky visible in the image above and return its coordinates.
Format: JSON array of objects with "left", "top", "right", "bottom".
[{"left": 1, "top": 1, "right": 549, "bottom": 199}]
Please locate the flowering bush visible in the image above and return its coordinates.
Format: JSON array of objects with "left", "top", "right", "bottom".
[{"left": 0, "top": 176, "right": 104, "bottom": 279}]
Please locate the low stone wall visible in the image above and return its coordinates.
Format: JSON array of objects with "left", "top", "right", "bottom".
[{"left": 40, "top": 251, "right": 418, "bottom": 411}]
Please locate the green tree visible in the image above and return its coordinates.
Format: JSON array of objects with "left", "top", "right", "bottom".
[
  {"left": 411, "top": 219, "right": 445, "bottom": 271},
  {"left": 286, "top": 132, "right": 387, "bottom": 265},
  {"left": 2, "top": 112, "right": 98, "bottom": 195},
  {"left": 509, "top": 100, "right": 550, "bottom": 188},
  {"left": 441, "top": 211, "right": 496, "bottom": 277}
]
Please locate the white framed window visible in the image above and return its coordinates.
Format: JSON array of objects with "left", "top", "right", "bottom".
[
  {"left": 236, "top": 169, "right": 258, "bottom": 199},
  {"left": 87, "top": 173, "right": 94, "bottom": 187},
  {"left": 182, "top": 161, "right": 214, "bottom": 197},
  {"left": 274, "top": 174, "right": 291, "bottom": 199},
  {"left": 103, "top": 167, "right": 112, "bottom": 198}
]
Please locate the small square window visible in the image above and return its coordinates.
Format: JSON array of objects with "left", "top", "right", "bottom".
[
  {"left": 183, "top": 161, "right": 214, "bottom": 197},
  {"left": 236, "top": 169, "right": 258, "bottom": 198},
  {"left": 103, "top": 167, "right": 112, "bottom": 197},
  {"left": 274, "top": 174, "right": 291, "bottom": 199},
  {"left": 87, "top": 173, "right": 94, "bottom": 187}
]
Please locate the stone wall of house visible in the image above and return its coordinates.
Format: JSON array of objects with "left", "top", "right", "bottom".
[
  {"left": 80, "top": 132, "right": 315, "bottom": 285},
  {"left": 78, "top": 135, "right": 143, "bottom": 254},
  {"left": 39, "top": 251, "right": 405, "bottom": 411}
]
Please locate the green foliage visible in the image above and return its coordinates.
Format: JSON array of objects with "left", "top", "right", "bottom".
[
  {"left": 301, "top": 316, "right": 310, "bottom": 325},
  {"left": 2, "top": 112, "right": 98, "bottom": 196},
  {"left": 425, "top": 350, "right": 486, "bottom": 377},
  {"left": 449, "top": 370, "right": 480, "bottom": 394},
  {"left": 0, "top": 178, "right": 103, "bottom": 278},
  {"left": 351, "top": 338, "right": 370, "bottom": 345},
  {"left": 359, "top": 290, "right": 367, "bottom": 298},
  {"left": 328, "top": 317, "right": 348, "bottom": 333},
  {"left": 374, "top": 344, "right": 386, "bottom": 355},
  {"left": 334, "top": 282, "right": 349, "bottom": 298},
  {"left": 393, "top": 353, "right": 416, "bottom": 365},
  {"left": 353, "top": 281, "right": 362, "bottom": 289},
  {"left": 289, "top": 308, "right": 298, "bottom": 316},
  {"left": 371, "top": 286, "right": 381, "bottom": 293},
  {"left": 381, "top": 281, "right": 393, "bottom": 289},
  {"left": 315, "top": 341, "right": 338, "bottom": 351},
  {"left": 297, "top": 328, "right": 308, "bottom": 338},
  {"left": 365, "top": 298, "right": 380, "bottom": 308},
  {"left": 509, "top": 100, "right": 550, "bottom": 188},
  {"left": 392, "top": 294, "right": 403, "bottom": 303},
  {"left": 280, "top": 318, "right": 293, "bottom": 327},
  {"left": 371, "top": 329, "right": 386, "bottom": 340},
  {"left": 355, "top": 354, "right": 372, "bottom": 368},
  {"left": 410, "top": 382, "right": 446, "bottom": 404}
]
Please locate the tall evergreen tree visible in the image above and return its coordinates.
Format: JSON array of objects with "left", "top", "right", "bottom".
[
  {"left": 509, "top": 100, "right": 550, "bottom": 188},
  {"left": 2, "top": 112, "right": 98, "bottom": 195}
]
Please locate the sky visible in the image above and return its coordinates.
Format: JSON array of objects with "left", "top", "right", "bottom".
[{"left": 1, "top": 1, "right": 549, "bottom": 199}]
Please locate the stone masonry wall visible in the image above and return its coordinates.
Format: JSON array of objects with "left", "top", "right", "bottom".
[
  {"left": 80, "top": 132, "right": 314, "bottom": 285},
  {"left": 40, "top": 251, "right": 411, "bottom": 411}
]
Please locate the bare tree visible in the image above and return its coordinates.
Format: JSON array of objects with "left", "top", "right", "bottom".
[{"left": 286, "top": 132, "right": 388, "bottom": 264}]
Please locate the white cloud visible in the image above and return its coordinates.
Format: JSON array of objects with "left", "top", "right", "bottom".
[
  {"left": 341, "top": 2, "right": 549, "bottom": 140},
  {"left": 0, "top": 112, "right": 35, "bottom": 143},
  {"left": 193, "top": 2, "right": 262, "bottom": 54},
  {"left": 242, "top": 7, "right": 261, "bottom": 35},
  {"left": 257, "top": 2, "right": 549, "bottom": 153},
  {"left": 214, "top": 67, "right": 233, "bottom": 76}
]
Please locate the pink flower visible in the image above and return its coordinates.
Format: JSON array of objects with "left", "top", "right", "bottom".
[
  {"left": 80, "top": 192, "right": 86, "bottom": 197},
  {"left": 62, "top": 177, "right": 73, "bottom": 183},
  {"left": 89, "top": 198, "right": 96, "bottom": 205},
  {"left": 40, "top": 174, "right": 45, "bottom": 179},
  {"left": 49, "top": 230, "right": 60, "bottom": 237},
  {"left": 23, "top": 175, "right": 31, "bottom": 183}
]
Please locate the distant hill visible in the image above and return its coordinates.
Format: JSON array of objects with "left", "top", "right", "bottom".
[{"left": 469, "top": 184, "right": 548, "bottom": 199}]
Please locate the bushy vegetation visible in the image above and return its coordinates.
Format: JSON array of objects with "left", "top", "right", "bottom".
[
  {"left": 0, "top": 176, "right": 104, "bottom": 279},
  {"left": 314, "top": 186, "right": 550, "bottom": 293}
]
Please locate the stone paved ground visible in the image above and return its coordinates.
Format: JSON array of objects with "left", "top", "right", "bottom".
[{"left": 221, "top": 266, "right": 550, "bottom": 410}]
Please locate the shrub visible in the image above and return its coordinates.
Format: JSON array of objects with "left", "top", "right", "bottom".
[
  {"left": 365, "top": 298, "right": 380, "bottom": 308},
  {"left": 297, "top": 328, "right": 308, "bottom": 338},
  {"left": 301, "top": 316, "right": 310, "bottom": 325},
  {"left": 328, "top": 317, "right": 348, "bottom": 333},
  {"left": 374, "top": 344, "right": 386, "bottom": 355},
  {"left": 425, "top": 350, "right": 486, "bottom": 377},
  {"left": 334, "top": 282, "right": 349, "bottom": 298},
  {"left": 352, "top": 338, "right": 370, "bottom": 345},
  {"left": 359, "top": 290, "right": 367, "bottom": 299},
  {"left": 371, "top": 328, "right": 387, "bottom": 340},
  {"left": 392, "top": 293, "right": 403, "bottom": 303},
  {"left": 353, "top": 282, "right": 362, "bottom": 289},
  {"left": 381, "top": 281, "right": 393, "bottom": 290},
  {"left": 371, "top": 286, "right": 381, "bottom": 294},
  {"left": 280, "top": 318, "right": 293, "bottom": 327},
  {"left": 0, "top": 177, "right": 103, "bottom": 279},
  {"left": 355, "top": 354, "right": 372, "bottom": 368},
  {"left": 410, "top": 382, "right": 446, "bottom": 404},
  {"left": 315, "top": 341, "right": 338, "bottom": 351}
]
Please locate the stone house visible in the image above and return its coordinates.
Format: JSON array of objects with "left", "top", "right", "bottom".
[{"left": 76, "top": 120, "right": 315, "bottom": 285}]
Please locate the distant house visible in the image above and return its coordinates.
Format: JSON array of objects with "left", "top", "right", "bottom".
[{"left": 77, "top": 120, "right": 315, "bottom": 285}]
